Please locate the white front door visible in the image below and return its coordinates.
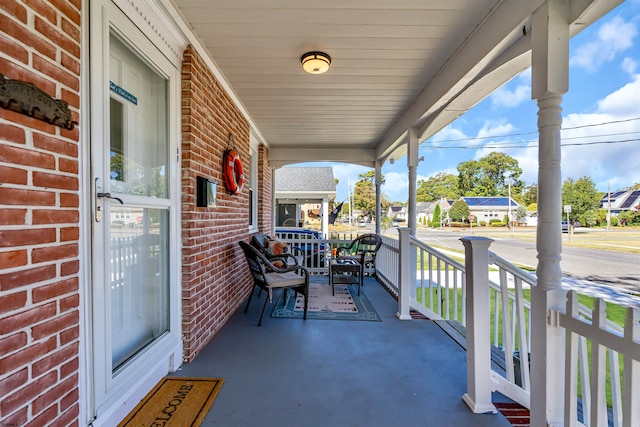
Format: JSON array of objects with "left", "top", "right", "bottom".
[{"left": 88, "top": 1, "right": 182, "bottom": 420}]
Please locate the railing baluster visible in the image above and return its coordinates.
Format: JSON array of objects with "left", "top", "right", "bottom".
[
  {"left": 499, "top": 268, "right": 514, "bottom": 383},
  {"left": 514, "top": 276, "right": 530, "bottom": 391},
  {"left": 565, "top": 291, "right": 580, "bottom": 427},
  {"left": 429, "top": 253, "right": 434, "bottom": 312},
  {"left": 609, "top": 347, "right": 622, "bottom": 427},
  {"left": 579, "top": 335, "right": 591, "bottom": 426},
  {"left": 591, "top": 299, "right": 608, "bottom": 427},
  {"left": 623, "top": 307, "right": 639, "bottom": 427}
]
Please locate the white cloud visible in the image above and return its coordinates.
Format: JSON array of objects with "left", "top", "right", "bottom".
[
  {"left": 331, "top": 163, "right": 371, "bottom": 202},
  {"left": 490, "top": 84, "right": 531, "bottom": 108},
  {"left": 430, "top": 125, "right": 467, "bottom": 142},
  {"left": 596, "top": 74, "right": 640, "bottom": 116},
  {"left": 477, "top": 120, "right": 515, "bottom": 140},
  {"left": 622, "top": 57, "right": 638, "bottom": 75},
  {"left": 561, "top": 108, "right": 640, "bottom": 191},
  {"left": 570, "top": 15, "right": 637, "bottom": 72},
  {"left": 381, "top": 171, "right": 409, "bottom": 202}
]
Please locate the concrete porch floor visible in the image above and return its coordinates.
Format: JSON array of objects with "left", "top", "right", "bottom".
[{"left": 174, "top": 276, "right": 513, "bottom": 427}]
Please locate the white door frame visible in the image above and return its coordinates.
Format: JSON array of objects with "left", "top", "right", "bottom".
[{"left": 81, "top": 1, "right": 183, "bottom": 424}]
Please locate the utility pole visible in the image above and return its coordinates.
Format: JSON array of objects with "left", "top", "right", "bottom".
[
  {"left": 507, "top": 178, "right": 512, "bottom": 229},
  {"left": 607, "top": 181, "right": 611, "bottom": 231}
]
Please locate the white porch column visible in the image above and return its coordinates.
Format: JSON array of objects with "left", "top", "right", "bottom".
[
  {"left": 375, "top": 160, "right": 382, "bottom": 235},
  {"left": 271, "top": 167, "right": 277, "bottom": 233},
  {"left": 407, "top": 128, "right": 418, "bottom": 234},
  {"left": 460, "top": 236, "right": 497, "bottom": 414},
  {"left": 531, "top": 1, "right": 569, "bottom": 426},
  {"left": 396, "top": 227, "right": 412, "bottom": 320},
  {"left": 407, "top": 129, "right": 419, "bottom": 299},
  {"left": 321, "top": 197, "right": 329, "bottom": 237}
]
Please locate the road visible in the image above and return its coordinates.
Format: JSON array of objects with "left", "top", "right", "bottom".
[{"left": 412, "top": 227, "right": 640, "bottom": 294}]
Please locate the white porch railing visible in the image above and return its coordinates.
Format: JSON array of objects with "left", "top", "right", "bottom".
[
  {"left": 385, "top": 230, "right": 640, "bottom": 426},
  {"left": 275, "top": 229, "right": 640, "bottom": 425}
]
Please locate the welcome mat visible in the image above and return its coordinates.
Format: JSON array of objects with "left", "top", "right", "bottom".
[
  {"left": 272, "top": 280, "right": 381, "bottom": 321},
  {"left": 118, "top": 377, "right": 224, "bottom": 427}
]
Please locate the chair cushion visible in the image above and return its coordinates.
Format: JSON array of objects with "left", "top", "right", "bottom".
[{"left": 264, "top": 271, "right": 305, "bottom": 288}]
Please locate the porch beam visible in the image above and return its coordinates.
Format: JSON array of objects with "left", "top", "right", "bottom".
[
  {"left": 269, "top": 147, "right": 375, "bottom": 168},
  {"left": 530, "top": 1, "right": 570, "bottom": 426}
]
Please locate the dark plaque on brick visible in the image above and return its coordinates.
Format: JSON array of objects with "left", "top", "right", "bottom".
[{"left": 0, "top": 73, "right": 77, "bottom": 130}]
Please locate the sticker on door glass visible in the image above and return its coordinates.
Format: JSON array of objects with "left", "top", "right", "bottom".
[{"left": 109, "top": 81, "right": 137, "bottom": 105}]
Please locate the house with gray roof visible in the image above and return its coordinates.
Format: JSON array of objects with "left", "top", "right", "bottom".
[
  {"left": 461, "top": 196, "right": 519, "bottom": 224},
  {"left": 275, "top": 167, "right": 337, "bottom": 235},
  {"left": 599, "top": 190, "right": 640, "bottom": 215}
]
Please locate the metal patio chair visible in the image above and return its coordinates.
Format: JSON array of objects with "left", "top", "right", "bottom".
[
  {"left": 239, "top": 241, "right": 309, "bottom": 326},
  {"left": 335, "top": 233, "right": 382, "bottom": 277}
]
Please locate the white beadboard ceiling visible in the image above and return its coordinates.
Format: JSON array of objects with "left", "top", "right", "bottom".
[{"left": 171, "top": 0, "right": 621, "bottom": 166}]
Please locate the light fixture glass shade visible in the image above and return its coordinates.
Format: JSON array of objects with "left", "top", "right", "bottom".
[{"left": 301, "top": 51, "right": 331, "bottom": 74}]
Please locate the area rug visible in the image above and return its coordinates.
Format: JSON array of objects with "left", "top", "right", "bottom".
[
  {"left": 118, "top": 377, "right": 224, "bottom": 427},
  {"left": 272, "top": 279, "right": 381, "bottom": 321}
]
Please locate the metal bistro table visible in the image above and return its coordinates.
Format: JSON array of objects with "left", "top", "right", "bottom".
[{"left": 329, "top": 257, "right": 362, "bottom": 296}]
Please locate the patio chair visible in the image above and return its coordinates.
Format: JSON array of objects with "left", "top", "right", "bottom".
[
  {"left": 239, "top": 241, "right": 309, "bottom": 326},
  {"left": 335, "top": 233, "right": 382, "bottom": 277},
  {"left": 250, "top": 232, "right": 304, "bottom": 266}
]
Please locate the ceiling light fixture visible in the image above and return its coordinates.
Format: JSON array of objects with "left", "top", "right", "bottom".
[{"left": 301, "top": 51, "right": 331, "bottom": 74}]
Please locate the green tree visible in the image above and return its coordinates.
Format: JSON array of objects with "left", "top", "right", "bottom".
[
  {"left": 448, "top": 200, "right": 470, "bottom": 222},
  {"left": 596, "top": 208, "right": 608, "bottom": 226},
  {"left": 618, "top": 210, "right": 640, "bottom": 226},
  {"left": 416, "top": 172, "right": 459, "bottom": 202},
  {"left": 516, "top": 205, "right": 528, "bottom": 220},
  {"left": 432, "top": 204, "right": 441, "bottom": 227},
  {"left": 584, "top": 210, "right": 598, "bottom": 227},
  {"left": 457, "top": 152, "right": 523, "bottom": 197},
  {"left": 522, "top": 183, "right": 538, "bottom": 206},
  {"left": 353, "top": 171, "right": 389, "bottom": 219},
  {"left": 562, "top": 176, "right": 600, "bottom": 221}
]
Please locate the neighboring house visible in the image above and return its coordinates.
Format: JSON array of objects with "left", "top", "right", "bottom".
[
  {"left": 599, "top": 189, "right": 640, "bottom": 215},
  {"left": 416, "top": 201, "right": 436, "bottom": 225},
  {"left": 387, "top": 205, "right": 407, "bottom": 222},
  {"left": 461, "top": 197, "right": 520, "bottom": 224},
  {"left": 275, "top": 167, "right": 336, "bottom": 234}
]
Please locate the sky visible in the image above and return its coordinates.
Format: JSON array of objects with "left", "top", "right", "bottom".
[{"left": 299, "top": 0, "right": 640, "bottom": 204}]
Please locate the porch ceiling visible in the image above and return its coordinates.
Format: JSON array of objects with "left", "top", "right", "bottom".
[{"left": 171, "top": 0, "right": 621, "bottom": 166}]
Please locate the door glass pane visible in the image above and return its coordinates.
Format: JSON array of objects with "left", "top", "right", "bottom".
[
  {"left": 109, "top": 33, "right": 167, "bottom": 198},
  {"left": 110, "top": 207, "right": 169, "bottom": 369},
  {"left": 107, "top": 31, "right": 171, "bottom": 371}
]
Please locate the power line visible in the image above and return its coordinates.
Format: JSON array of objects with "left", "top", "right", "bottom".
[
  {"left": 425, "top": 138, "right": 640, "bottom": 150},
  {"left": 424, "top": 116, "right": 640, "bottom": 145}
]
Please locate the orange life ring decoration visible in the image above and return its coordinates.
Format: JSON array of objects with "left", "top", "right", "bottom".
[{"left": 223, "top": 148, "right": 244, "bottom": 195}]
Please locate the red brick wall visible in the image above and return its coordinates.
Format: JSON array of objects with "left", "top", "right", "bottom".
[
  {"left": 181, "top": 46, "right": 254, "bottom": 361},
  {"left": 0, "top": 1, "right": 81, "bottom": 426}
]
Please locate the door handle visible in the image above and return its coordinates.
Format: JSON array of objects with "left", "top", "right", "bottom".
[
  {"left": 97, "top": 192, "right": 124, "bottom": 204},
  {"left": 95, "top": 177, "right": 124, "bottom": 222}
]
